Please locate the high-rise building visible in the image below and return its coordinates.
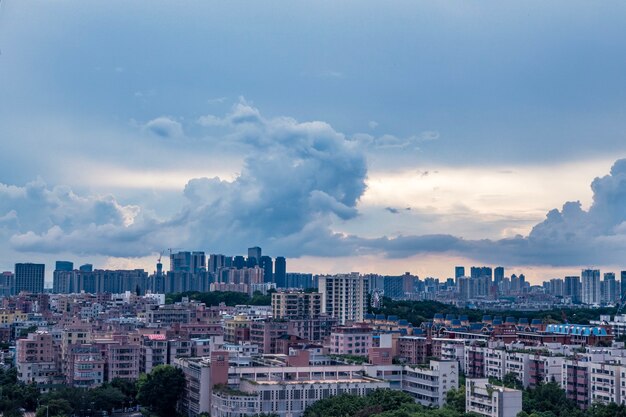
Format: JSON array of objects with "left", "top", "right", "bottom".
[
  {"left": 318, "top": 273, "right": 368, "bottom": 325},
  {"left": 494, "top": 267, "right": 504, "bottom": 286},
  {"left": 248, "top": 247, "right": 262, "bottom": 264},
  {"left": 0, "top": 272, "right": 15, "bottom": 297},
  {"left": 549, "top": 278, "right": 564, "bottom": 297},
  {"left": 191, "top": 252, "right": 206, "bottom": 273},
  {"left": 55, "top": 261, "right": 74, "bottom": 272},
  {"left": 15, "top": 263, "right": 45, "bottom": 294},
  {"left": 79, "top": 264, "right": 93, "bottom": 272},
  {"left": 208, "top": 254, "right": 226, "bottom": 273},
  {"left": 259, "top": 256, "right": 273, "bottom": 283},
  {"left": 455, "top": 266, "right": 465, "bottom": 281},
  {"left": 621, "top": 271, "right": 626, "bottom": 301},
  {"left": 271, "top": 290, "right": 322, "bottom": 320},
  {"left": 274, "top": 257, "right": 286, "bottom": 287},
  {"left": 53, "top": 261, "right": 75, "bottom": 294},
  {"left": 170, "top": 251, "right": 192, "bottom": 272},
  {"left": 603, "top": 272, "right": 618, "bottom": 304},
  {"left": 581, "top": 269, "right": 601, "bottom": 305},
  {"left": 564, "top": 276, "right": 581, "bottom": 303},
  {"left": 246, "top": 257, "right": 258, "bottom": 268},
  {"left": 233, "top": 256, "right": 246, "bottom": 270}
]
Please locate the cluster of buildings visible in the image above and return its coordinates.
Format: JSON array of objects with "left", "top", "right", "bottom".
[
  {"left": 4, "top": 278, "right": 626, "bottom": 417},
  {"left": 442, "top": 266, "right": 626, "bottom": 310},
  {"left": 5, "top": 253, "right": 626, "bottom": 417}
]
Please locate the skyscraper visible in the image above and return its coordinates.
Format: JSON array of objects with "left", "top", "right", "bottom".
[
  {"left": 191, "top": 252, "right": 206, "bottom": 273},
  {"left": 248, "top": 247, "right": 262, "bottom": 264},
  {"left": 79, "top": 264, "right": 93, "bottom": 272},
  {"left": 15, "top": 263, "right": 45, "bottom": 294},
  {"left": 455, "top": 266, "right": 465, "bottom": 280},
  {"left": 621, "top": 271, "right": 626, "bottom": 301},
  {"left": 581, "top": 269, "right": 601, "bottom": 305},
  {"left": 564, "top": 276, "right": 581, "bottom": 303},
  {"left": 170, "top": 251, "right": 192, "bottom": 272},
  {"left": 603, "top": 272, "right": 617, "bottom": 304},
  {"left": 233, "top": 256, "right": 246, "bottom": 270},
  {"left": 259, "top": 256, "right": 273, "bottom": 283},
  {"left": 208, "top": 254, "right": 226, "bottom": 273},
  {"left": 274, "top": 257, "right": 286, "bottom": 287},
  {"left": 55, "top": 261, "right": 74, "bottom": 271},
  {"left": 494, "top": 267, "right": 504, "bottom": 285}
]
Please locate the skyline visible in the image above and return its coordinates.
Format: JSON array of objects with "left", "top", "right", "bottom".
[{"left": 2, "top": 1, "right": 626, "bottom": 282}]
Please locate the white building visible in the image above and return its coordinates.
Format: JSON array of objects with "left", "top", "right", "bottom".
[
  {"left": 484, "top": 348, "right": 506, "bottom": 381},
  {"left": 582, "top": 269, "right": 601, "bottom": 305},
  {"left": 466, "top": 378, "right": 522, "bottom": 417},
  {"left": 211, "top": 377, "right": 390, "bottom": 417},
  {"left": 318, "top": 273, "right": 369, "bottom": 325},
  {"left": 588, "top": 361, "right": 622, "bottom": 405},
  {"left": 401, "top": 360, "right": 459, "bottom": 407}
]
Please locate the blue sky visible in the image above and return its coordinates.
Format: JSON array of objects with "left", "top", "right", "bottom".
[{"left": 1, "top": 1, "right": 626, "bottom": 282}]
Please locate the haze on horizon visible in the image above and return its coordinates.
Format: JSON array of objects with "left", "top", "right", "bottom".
[{"left": 1, "top": 1, "right": 626, "bottom": 284}]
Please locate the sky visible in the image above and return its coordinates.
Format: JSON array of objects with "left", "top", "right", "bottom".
[{"left": 1, "top": 1, "right": 626, "bottom": 284}]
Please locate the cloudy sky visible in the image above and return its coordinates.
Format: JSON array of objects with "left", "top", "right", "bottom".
[{"left": 1, "top": 1, "right": 626, "bottom": 284}]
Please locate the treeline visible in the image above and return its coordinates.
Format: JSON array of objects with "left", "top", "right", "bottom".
[
  {"left": 370, "top": 298, "right": 616, "bottom": 326},
  {"left": 303, "top": 384, "right": 626, "bottom": 417},
  {"left": 0, "top": 365, "right": 185, "bottom": 417},
  {"left": 165, "top": 290, "right": 273, "bottom": 306}
]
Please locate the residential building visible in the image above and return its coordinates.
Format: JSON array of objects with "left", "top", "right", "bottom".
[
  {"left": 318, "top": 273, "right": 368, "bottom": 324},
  {"left": 466, "top": 378, "right": 522, "bottom": 417}
]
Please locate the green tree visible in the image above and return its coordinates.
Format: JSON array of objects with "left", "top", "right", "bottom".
[
  {"left": 444, "top": 387, "right": 465, "bottom": 414},
  {"left": 36, "top": 399, "right": 72, "bottom": 417},
  {"left": 88, "top": 385, "right": 125, "bottom": 413},
  {"left": 136, "top": 365, "right": 186, "bottom": 417}
]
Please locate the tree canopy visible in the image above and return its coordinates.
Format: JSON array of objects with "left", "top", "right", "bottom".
[{"left": 136, "top": 365, "right": 186, "bottom": 417}]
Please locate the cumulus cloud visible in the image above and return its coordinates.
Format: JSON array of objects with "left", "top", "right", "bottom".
[
  {"left": 7, "top": 103, "right": 367, "bottom": 258},
  {"left": 5, "top": 101, "right": 626, "bottom": 268},
  {"left": 143, "top": 116, "right": 184, "bottom": 138}
]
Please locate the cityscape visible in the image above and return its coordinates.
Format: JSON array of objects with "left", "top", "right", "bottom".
[
  {"left": 3, "top": 2, "right": 626, "bottom": 417},
  {"left": 1, "top": 248, "right": 626, "bottom": 417}
]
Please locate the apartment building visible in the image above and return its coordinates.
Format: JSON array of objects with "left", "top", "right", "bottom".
[
  {"left": 398, "top": 336, "right": 431, "bottom": 364},
  {"left": 271, "top": 291, "right": 322, "bottom": 319},
  {"left": 401, "top": 360, "right": 458, "bottom": 407},
  {"left": 329, "top": 326, "right": 373, "bottom": 356},
  {"left": 318, "top": 273, "right": 368, "bottom": 324},
  {"left": 484, "top": 348, "right": 506, "bottom": 381},
  {"left": 562, "top": 359, "right": 590, "bottom": 409},
  {"left": 466, "top": 378, "right": 522, "bottom": 417},
  {"left": 588, "top": 361, "right": 622, "bottom": 405}
]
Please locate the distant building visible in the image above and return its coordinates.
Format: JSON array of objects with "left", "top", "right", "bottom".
[
  {"left": 15, "top": 263, "right": 45, "bottom": 294},
  {"left": 564, "top": 276, "right": 581, "bottom": 303},
  {"left": 274, "top": 257, "right": 286, "bottom": 287},
  {"left": 455, "top": 266, "right": 465, "bottom": 281},
  {"left": 602, "top": 273, "right": 618, "bottom": 304},
  {"left": 259, "top": 256, "right": 273, "bottom": 283},
  {"left": 0, "top": 271, "right": 15, "bottom": 297},
  {"left": 582, "top": 269, "right": 601, "bottom": 305},
  {"left": 247, "top": 247, "right": 262, "bottom": 265}
]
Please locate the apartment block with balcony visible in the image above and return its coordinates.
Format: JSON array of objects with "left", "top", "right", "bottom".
[
  {"left": 401, "top": 360, "right": 459, "bottom": 407},
  {"left": 562, "top": 359, "right": 590, "bottom": 409},
  {"left": 466, "top": 378, "right": 522, "bottom": 417}
]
